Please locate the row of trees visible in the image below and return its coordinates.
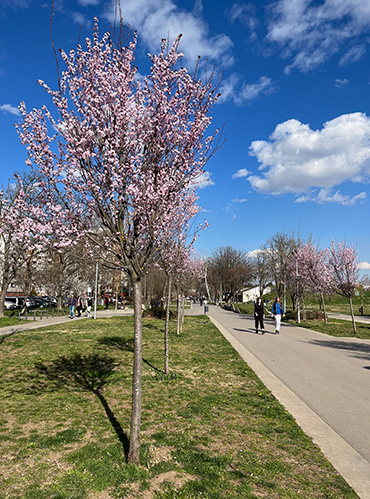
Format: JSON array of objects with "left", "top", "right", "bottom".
[
  {"left": 1, "top": 9, "right": 365, "bottom": 467},
  {"left": 0, "top": 15, "right": 221, "bottom": 464},
  {"left": 203, "top": 234, "right": 361, "bottom": 335}
]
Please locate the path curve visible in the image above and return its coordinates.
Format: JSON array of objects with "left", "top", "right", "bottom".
[{"left": 187, "top": 303, "right": 370, "bottom": 499}]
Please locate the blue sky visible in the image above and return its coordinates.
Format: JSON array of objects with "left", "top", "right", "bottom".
[{"left": 1, "top": 0, "right": 370, "bottom": 269}]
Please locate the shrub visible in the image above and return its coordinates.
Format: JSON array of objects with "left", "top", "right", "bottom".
[
  {"left": 143, "top": 307, "right": 174, "bottom": 320},
  {"left": 285, "top": 309, "right": 324, "bottom": 321}
]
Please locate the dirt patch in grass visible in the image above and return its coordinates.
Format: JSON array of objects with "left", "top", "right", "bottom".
[
  {"left": 125, "top": 471, "right": 194, "bottom": 499},
  {"left": 148, "top": 445, "right": 174, "bottom": 465}
]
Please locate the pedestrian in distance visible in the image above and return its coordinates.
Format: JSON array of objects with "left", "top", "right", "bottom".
[
  {"left": 86, "top": 295, "right": 93, "bottom": 318},
  {"left": 67, "top": 293, "right": 77, "bottom": 319},
  {"left": 104, "top": 295, "right": 110, "bottom": 310},
  {"left": 254, "top": 297, "right": 265, "bottom": 334},
  {"left": 75, "top": 295, "right": 84, "bottom": 317},
  {"left": 271, "top": 296, "right": 285, "bottom": 334}
]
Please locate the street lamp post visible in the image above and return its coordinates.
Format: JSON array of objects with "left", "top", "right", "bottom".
[{"left": 94, "top": 262, "right": 98, "bottom": 320}]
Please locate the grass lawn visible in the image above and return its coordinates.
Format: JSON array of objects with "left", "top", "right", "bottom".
[{"left": 0, "top": 316, "right": 358, "bottom": 498}]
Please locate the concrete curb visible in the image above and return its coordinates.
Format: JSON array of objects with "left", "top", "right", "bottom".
[{"left": 209, "top": 314, "right": 370, "bottom": 499}]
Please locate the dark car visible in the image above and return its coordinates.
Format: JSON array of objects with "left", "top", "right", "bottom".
[
  {"left": 40, "top": 296, "right": 57, "bottom": 307},
  {"left": 29, "top": 296, "right": 49, "bottom": 308}
]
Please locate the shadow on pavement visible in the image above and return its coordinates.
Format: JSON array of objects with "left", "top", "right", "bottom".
[
  {"left": 233, "top": 327, "right": 275, "bottom": 335},
  {"left": 305, "top": 338, "right": 370, "bottom": 366}
]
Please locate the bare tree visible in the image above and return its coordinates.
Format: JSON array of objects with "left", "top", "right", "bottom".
[{"left": 210, "top": 246, "right": 252, "bottom": 304}]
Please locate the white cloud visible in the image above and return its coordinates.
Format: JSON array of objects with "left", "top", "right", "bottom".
[
  {"left": 106, "top": 0, "right": 234, "bottom": 66},
  {"left": 232, "top": 168, "right": 250, "bottom": 179},
  {"left": 227, "top": 3, "right": 259, "bottom": 31},
  {"left": 236, "top": 76, "right": 274, "bottom": 104},
  {"left": 194, "top": 171, "right": 215, "bottom": 189},
  {"left": 1, "top": 0, "right": 30, "bottom": 7},
  {"left": 72, "top": 12, "right": 91, "bottom": 26},
  {"left": 247, "top": 248, "right": 264, "bottom": 259},
  {"left": 78, "top": 0, "right": 100, "bottom": 5},
  {"left": 219, "top": 75, "right": 274, "bottom": 105},
  {"left": 218, "top": 74, "right": 239, "bottom": 104},
  {"left": 334, "top": 78, "right": 349, "bottom": 87},
  {"left": 339, "top": 44, "right": 366, "bottom": 65},
  {"left": 267, "top": 0, "right": 370, "bottom": 72},
  {"left": 0, "top": 104, "right": 21, "bottom": 116},
  {"left": 231, "top": 198, "right": 247, "bottom": 203},
  {"left": 358, "top": 261, "right": 370, "bottom": 269},
  {"left": 296, "top": 189, "right": 367, "bottom": 206},
  {"left": 248, "top": 112, "right": 370, "bottom": 202}
]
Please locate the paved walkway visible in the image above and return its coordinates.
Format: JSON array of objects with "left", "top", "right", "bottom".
[
  {"left": 187, "top": 304, "right": 370, "bottom": 499},
  {"left": 327, "top": 312, "right": 370, "bottom": 324},
  {"left": 2, "top": 305, "right": 369, "bottom": 497}
]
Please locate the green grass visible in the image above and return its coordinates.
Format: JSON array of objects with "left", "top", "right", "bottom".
[
  {"left": 0, "top": 316, "right": 358, "bottom": 498},
  {"left": 236, "top": 290, "right": 370, "bottom": 317}
]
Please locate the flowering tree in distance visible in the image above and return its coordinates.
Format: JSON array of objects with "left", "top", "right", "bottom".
[
  {"left": 17, "top": 20, "right": 220, "bottom": 463},
  {"left": 295, "top": 242, "right": 334, "bottom": 324},
  {"left": 327, "top": 240, "right": 359, "bottom": 334}
]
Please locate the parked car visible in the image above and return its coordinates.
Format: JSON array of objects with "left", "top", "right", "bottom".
[
  {"left": 4, "top": 300, "right": 18, "bottom": 310},
  {"left": 40, "top": 296, "right": 57, "bottom": 307},
  {"left": 5, "top": 296, "right": 23, "bottom": 309},
  {"left": 26, "top": 296, "right": 48, "bottom": 308},
  {"left": 29, "top": 296, "right": 49, "bottom": 308}
]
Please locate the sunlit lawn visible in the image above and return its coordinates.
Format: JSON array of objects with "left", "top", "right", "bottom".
[{"left": 0, "top": 316, "right": 358, "bottom": 498}]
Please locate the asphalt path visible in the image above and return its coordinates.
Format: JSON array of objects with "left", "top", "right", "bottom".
[{"left": 188, "top": 303, "right": 370, "bottom": 499}]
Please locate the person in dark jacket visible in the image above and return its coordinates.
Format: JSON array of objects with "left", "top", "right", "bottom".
[
  {"left": 67, "top": 293, "right": 77, "bottom": 319},
  {"left": 271, "top": 296, "right": 285, "bottom": 334},
  {"left": 254, "top": 297, "right": 265, "bottom": 334},
  {"left": 76, "top": 295, "right": 84, "bottom": 317}
]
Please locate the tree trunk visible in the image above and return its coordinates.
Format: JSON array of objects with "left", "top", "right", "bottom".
[
  {"left": 181, "top": 294, "right": 185, "bottom": 325},
  {"left": 177, "top": 293, "right": 181, "bottom": 336},
  {"left": 127, "top": 278, "right": 143, "bottom": 464},
  {"left": 164, "top": 274, "right": 171, "bottom": 375},
  {"left": 302, "top": 296, "right": 306, "bottom": 321},
  {"left": 321, "top": 293, "right": 328, "bottom": 325},
  {"left": 0, "top": 260, "right": 11, "bottom": 318},
  {"left": 349, "top": 294, "right": 357, "bottom": 334},
  {"left": 56, "top": 254, "right": 64, "bottom": 312},
  {"left": 20, "top": 253, "right": 33, "bottom": 315},
  {"left": 204, "top": 266, "right": 211, "bottom": 301}
]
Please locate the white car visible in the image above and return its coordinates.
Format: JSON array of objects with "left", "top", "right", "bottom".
[{"left": 4, "top": 300, "right": 18, "bottom": 310}]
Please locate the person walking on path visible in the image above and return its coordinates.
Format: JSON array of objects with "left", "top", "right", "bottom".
[
  {"left": 271, "top": 296, "right": 285, "bottom": 334},
  {"left": 85, "top": 295, "right": 93, "bottom": 318},
  {"left": 67, "top": 293, "right": 77, "bottom": 319},
  {"left": 76, "top": 295, "right": 84, "bottom": 317},
  {"left": 254, "top": 297, "right": 265, "bottom": 334}
]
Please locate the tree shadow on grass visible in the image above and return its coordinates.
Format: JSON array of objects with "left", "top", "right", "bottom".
[
  {"left": 0, "top": 329, "right": 20, "bottom": 345},
  {"left": 98, "top": 336, "right": 163, "bottom": 374},
  {"left": 35, "top": 353, "right": 129, "bottom": 460}
]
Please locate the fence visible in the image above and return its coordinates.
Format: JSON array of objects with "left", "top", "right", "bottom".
[{"left": 17, "top": 307, "right": 68, "bottom": 322}]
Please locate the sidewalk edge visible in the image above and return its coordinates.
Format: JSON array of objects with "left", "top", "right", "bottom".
[{"left": 209, "top": 314, "right": 370, "bottom": 499}]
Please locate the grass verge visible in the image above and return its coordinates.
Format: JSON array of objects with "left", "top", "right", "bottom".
[{"left": 0, "top": 316, "right": 358, "bottom": 498}]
